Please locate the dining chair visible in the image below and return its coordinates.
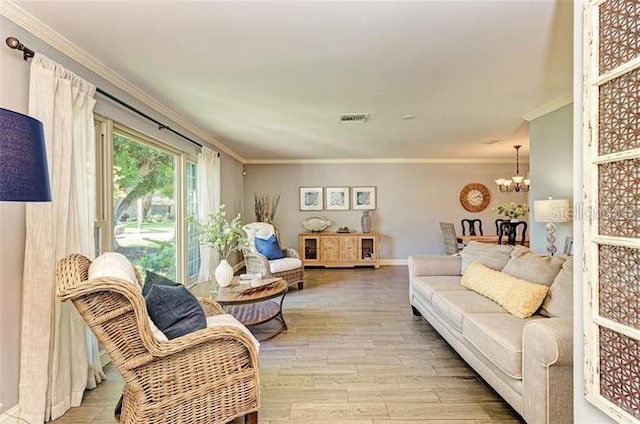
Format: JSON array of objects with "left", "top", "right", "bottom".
[
  {"left": 497, "top": 221, "right": 528, "bottom": 246},
  {"left": 461, "top": 219, "right": 483, "bottom": 236},
  {"left": 495, "top": 218, "right": 510, "bottom": 235},
  {"left": 439, "top": 222, "right": 461, "bottom": 255},
  {"left": 56, "top": 254, "right": 260, "bottom": 424}
]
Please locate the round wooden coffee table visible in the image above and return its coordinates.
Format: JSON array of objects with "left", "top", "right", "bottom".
[{"left": 212, "top": 277, "right": 288, "bottom": 341}]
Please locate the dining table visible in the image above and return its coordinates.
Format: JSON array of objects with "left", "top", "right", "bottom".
[{"left": 457, "top": 234, "right": 529, "bottom": 247}]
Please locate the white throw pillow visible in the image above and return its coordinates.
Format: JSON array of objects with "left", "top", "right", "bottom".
[
  {"left": 88, "top": 252, "right": 140, "bottom": 287},
  {"left": 206, "top": 314, "right": 260, "bottom": 351}
]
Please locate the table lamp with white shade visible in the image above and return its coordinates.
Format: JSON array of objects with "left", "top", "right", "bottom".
[{"left": 534, "top": 197, "right": 571, "bottom": 255}]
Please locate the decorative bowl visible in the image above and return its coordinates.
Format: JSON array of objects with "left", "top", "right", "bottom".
[{"left": 302, "top": 216, "right": 331, "bottom": 232}]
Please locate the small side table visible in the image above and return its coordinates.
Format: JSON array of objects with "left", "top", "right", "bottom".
[{"left": 211, "top": 277, "right": 288, "bottom": 341}]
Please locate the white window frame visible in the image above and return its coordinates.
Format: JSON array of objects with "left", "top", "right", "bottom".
[{"left": 95, "top": 115, "right": 199, "bottom": 284}]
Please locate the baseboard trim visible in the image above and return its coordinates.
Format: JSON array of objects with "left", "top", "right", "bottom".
[
  {"left": 0, "top": 405, "right": 20, "bottom": 423},
  {"left": 380, "top": 259, "right": 408, "bottom": 266}
]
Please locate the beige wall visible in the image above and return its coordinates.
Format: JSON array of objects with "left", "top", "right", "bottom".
[
  {"left": 243, "top": 162, "right": 528, "bottom": 260},
  {"left": 528, "top": 104, "right": 574, "bottom": 253},
  {"left": 0, "top": 17, "right": 245, "bottom": 412}
]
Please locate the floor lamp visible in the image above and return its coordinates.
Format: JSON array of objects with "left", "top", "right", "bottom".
[
  {"left": 0, "top": 108, "right": 51, "bottom": 202},
  {"left": 534, "top": 197, "right": 570, "bottom": 255}
]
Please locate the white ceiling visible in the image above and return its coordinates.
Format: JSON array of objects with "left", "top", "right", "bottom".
[{"left": 12, "top": 0, "right": 573, "bottom": 162}]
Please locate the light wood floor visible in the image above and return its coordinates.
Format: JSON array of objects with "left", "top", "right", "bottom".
[{"left": 53, "top": 266, "right": 524, "bottom": 423}]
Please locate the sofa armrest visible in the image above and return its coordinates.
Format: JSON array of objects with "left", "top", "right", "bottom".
[
  {"left": 524, "top": 317, "right": 573, "bottom": 367},
  {"left": 523, "top": 317, "right": 573, "bottom": 424},
  {"left": 408, "top": 255, "right": 461, "bottom": 278}
]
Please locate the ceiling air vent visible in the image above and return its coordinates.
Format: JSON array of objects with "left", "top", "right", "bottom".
[{"left": 338, "top": 113, "right": 369, "bottom": 123}]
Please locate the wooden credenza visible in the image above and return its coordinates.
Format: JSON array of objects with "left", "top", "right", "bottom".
[{"left": 299, "top": 232, "right": 380, "bottom": 268}]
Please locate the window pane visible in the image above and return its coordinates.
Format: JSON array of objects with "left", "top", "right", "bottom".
[
  {"left": 186, "top": 161, "right": 200, "bottom": 278},
  {"left": 113, "top": 132, "right": 177, "bottom": 279}
]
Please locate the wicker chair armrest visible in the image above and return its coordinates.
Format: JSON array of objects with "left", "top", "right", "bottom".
[
  {"left": 144, "top": 324, "right": 259, "bottom": 364},
  {"left": 198, "top": 297, "right": 225, "bottom": 316},
  {"left": 131, "top": 327, "right": 260, "bottom": 405},
  {"left": 242, "top": 249, "right": 272, "bottom": 276},
  {"left": 283, "top": 248, "right": 300, "bottom": 259}
]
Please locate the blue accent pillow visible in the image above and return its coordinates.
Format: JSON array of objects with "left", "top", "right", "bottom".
[
  {"left": 142, "top": 270, "right": 181, "bottom": 296},
  {"left": 145, "top": 284, "right": 207, "bottom": 340},
  {"left": 254, "top": 235, "right": 286, "bottom": 260}
]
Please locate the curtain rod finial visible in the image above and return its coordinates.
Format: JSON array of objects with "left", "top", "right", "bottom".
[{"left": 6, "top": 36, "right": 34, "bottom": 60}]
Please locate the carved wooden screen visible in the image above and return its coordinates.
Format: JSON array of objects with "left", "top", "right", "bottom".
[{"left": 583, "top": 0, "right": 640, "bottom": 422}]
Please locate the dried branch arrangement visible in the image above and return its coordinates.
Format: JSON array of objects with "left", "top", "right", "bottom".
[{"left": 254, "top": 192, "right": 281, "bottom": 224}]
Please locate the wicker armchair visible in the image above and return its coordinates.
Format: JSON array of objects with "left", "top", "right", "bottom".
[
  {"left": 242, "top": 222, "right": 304, "bottom": 290},
  {"left": 56, "top": 254, "right": 260, "bottom": 424}
]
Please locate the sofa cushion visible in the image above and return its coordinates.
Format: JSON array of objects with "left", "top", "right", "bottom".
[
  {"left": 501, "top": 246, "right": 567, "bottom": 286},
  {"left": 463, "top": 313, "right": 543, "bottom": 379},
  {"left": 462, "top": 262, "right": 550, "bottom": 319},
  {"left": 539, "top": 257, "right": 574, "bottom": 317},
  {"left": 431, "top": 290, "right": 507, "bottom": 333},
  {"left": 269, "top": 257, "right": 302, "bottom": 273},
  {"left": 412, "top": 276, "right": 465, "bottom": 305},
  {"left": 460, "top": 242, "right": 514, "bottom": 273}
]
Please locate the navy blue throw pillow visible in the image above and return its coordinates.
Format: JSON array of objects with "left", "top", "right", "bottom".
[
  {"left": 145, "top": 284, "right": 206, "bottom": 339},
  {"left": 255, "top": 234, "right": 286, "bottom": 260},
  {"left": 142, "top": 270, "right": 181, "bottom": 296}
]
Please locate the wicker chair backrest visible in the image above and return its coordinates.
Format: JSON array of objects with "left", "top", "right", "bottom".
[{"left": 56, "top": 254, "right": 152, "bottom": 389}]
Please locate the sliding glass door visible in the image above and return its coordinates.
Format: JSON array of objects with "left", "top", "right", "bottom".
[
  {"left": 95, "top": 118, "right": 200, "bottom": 283},
  {"left": 112, "top": 132, "right": 178, "bottom": 279}
]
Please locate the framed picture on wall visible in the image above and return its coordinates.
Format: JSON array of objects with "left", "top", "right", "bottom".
[
  {"left": 352, "top": 186, "right": 376, "bottom": 210},
  {"left": 325, "top": 187, "right": 350, "bottom": 210},
  {"left": 299, "top": 187, "right": 324, "bottom": 211}
]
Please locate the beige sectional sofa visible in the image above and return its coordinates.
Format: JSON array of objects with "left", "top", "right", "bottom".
[{"left": 408, "top": 242, "right": 573, "bottom": 424}]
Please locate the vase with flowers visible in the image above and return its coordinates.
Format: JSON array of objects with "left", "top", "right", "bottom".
[
  {"left": 493, "top": 202, "right": 529, "bottom": 221},
  {"left": 492, "top": 202, "right": 529, "bottom": 245},
  {"left": 189, "top": 205, "right": 248, "bottom": 287}
]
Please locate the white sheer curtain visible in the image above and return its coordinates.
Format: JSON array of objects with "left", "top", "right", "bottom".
[
  {"left": 197, "top": 146, "right": 221, "bottom": 282},
  {"left": 19, "top": 54, "right": 104, "bottom": 423}
]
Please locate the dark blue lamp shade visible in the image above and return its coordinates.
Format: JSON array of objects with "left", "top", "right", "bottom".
[{"left": 0, "top": 108, "right": 51, "bottom": 201}]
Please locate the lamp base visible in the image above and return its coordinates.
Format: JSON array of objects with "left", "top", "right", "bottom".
[{"left": 545, "top": 223, "right": 557, "bottom": 256}]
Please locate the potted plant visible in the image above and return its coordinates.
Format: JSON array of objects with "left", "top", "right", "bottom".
[{"left": 189, "top": 205, "right": 247, "bottom": 287}]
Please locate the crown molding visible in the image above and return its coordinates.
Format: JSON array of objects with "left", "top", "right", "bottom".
[
  {"left": 1, "top": 0, "right": 245, "bottom": 163},
  {"left": 244, "top": 157, "right": 527, "bottom": 165},
  {"left": 521, "top": 93, "right": 573, "bottom": 121}
]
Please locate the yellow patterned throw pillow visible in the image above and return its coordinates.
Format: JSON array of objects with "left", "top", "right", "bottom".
[{"left": 461, "top": 261, "right": 549, "bottom": 319}]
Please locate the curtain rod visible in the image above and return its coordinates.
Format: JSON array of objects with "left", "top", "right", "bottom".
[{"left": 5, "top": 36, "right": 218, "bottom": 154}]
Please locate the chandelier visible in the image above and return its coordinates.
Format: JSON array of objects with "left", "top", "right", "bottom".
[{"left": 495, "top": 145, "right": 530, "bottom": 192}]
